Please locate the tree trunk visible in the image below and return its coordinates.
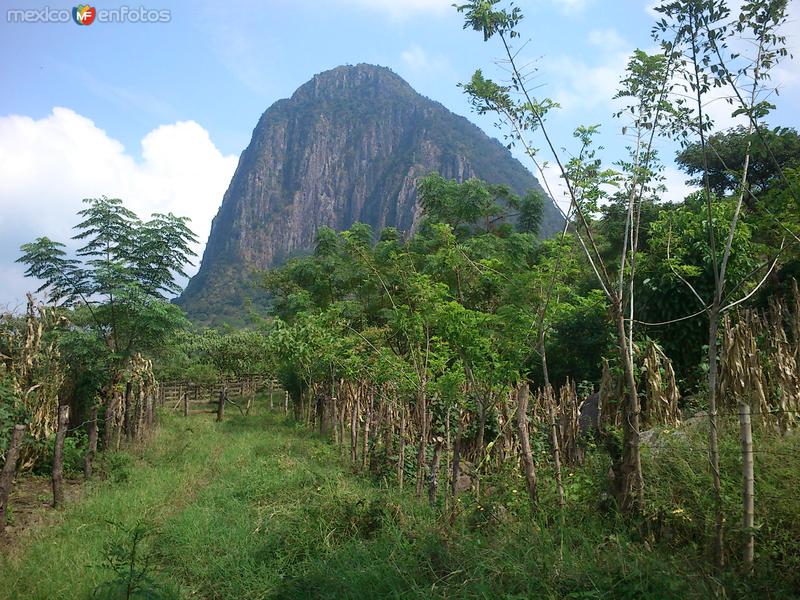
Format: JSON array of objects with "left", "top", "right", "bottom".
[
  {"left": 103, "top": 388, "right": 119, "bottom": 450},
  {"left": 363, "top": 389, "right": 373, "bottom": 470},
  {"left": 316, "top": 390, "right": 325, "bottom": 435},
  {"left": 384, "top": 401, "right": 394, "bottom": 460},
  {"left": 515, "top": 384, "right": 538, "bottom": 509},
  {"left": 614, "top": 306, "right": 643, "bottom": 512},
  {"left": 350, "top": 396, "right": 359, "bottom": 464},
  {"left": 284, "top": 391, "right": 289, "bottom": 415},
  {"left": 52, "top": 405, "right": 69, "bottom": 508},
  {"left": 292, "top": 389, "right": 301, "bottom": 421},
  {"left": 428, "top": 437, "right": 443, "bottom": 506},
  {"left": 415, "top": 391, "right": 428, "bottom": 499},
  {"left": 135, "top": 385, "right": 145, "bottom": 441},
  {"left": 124, "top": 381, "right": 133, "bottom": 441},
  {"left": 547, "top": 390, "right": 566, "bottom": 510},
  {"left": 216, "top": 387, "right": 227, "bottom": 422},
  {"left": 337, "top": 393, "right": 345, "bottom": 455},
  {"left": 0, "top": 424, "right": 26, "bottom": 533},
  {"left": 451, "top": 410, "right": 464, "bottom": 502},
  {"left": 444, "top": 408, "right": 451, "bottom": 514},
  {"left": 84, "top": 406, "right": 99, "bottom": 479},
  {"left": 708, "top": 312, "right": 725, "bottom": 568},
  {"left": 245, "top": 379, "right": 254, "bottom": 416},
  {"left": 145, "top": 393, "right": 155, "bottom": 429},
  {"left": 739, "top": 399, "right": 755, "bottom": 570},
  {"left": 398, "top": 406, "right": 406, "bottom": 490},
  {"left": 476, "top": 401, "right": 487, "bottom": 497}
]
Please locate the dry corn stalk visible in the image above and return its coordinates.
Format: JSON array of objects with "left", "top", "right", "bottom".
[
  {"left": 598, "top": 358, "right": 621, "bottom": 431},
  {"left": 557, "top": 378, "right": 583, "bottom": 466},
  {"left": 763, "top": 299, "right": 799, "bottom": 432},
  {"left": 0, "top": 295, "right": 64, "bottom": 468},
  {"left": 641, "top": 341, "right": 681, "bottom": 428},
  {"left": 719, "top": 312, "right": 770, "bottom": 428}
]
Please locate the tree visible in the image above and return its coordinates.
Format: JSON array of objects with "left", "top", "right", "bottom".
[
  {"left": 454, "top": 0, "right": 684, "bottom": 512},
  {"left": 194, "top": 329, "right": 270, "bottom": 419},
  {"left": 17, "top": 197, "right": 196, "bottom": 455},
  {"left": 418, "top": 173, "right": 544, "bottom": 238},
  {"left": 653, "top": 0, "right": 793, "bottom": 569},
  {"left": 676, "top": 126, "right": 800, "bottom": 199}
]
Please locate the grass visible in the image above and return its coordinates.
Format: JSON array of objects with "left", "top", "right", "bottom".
[{"left": 2, "top": 396, "right": 799, "bottom": 599}]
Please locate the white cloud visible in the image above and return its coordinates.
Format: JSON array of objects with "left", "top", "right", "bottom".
[
  {"left": 549, "top": 0, "right": 591, "bottom": 14},
  {"left": 646, "top": 0, "right": 799, "bottom": 130},
  {"left": 337, "top": 0, "right": 591, "bottom": 19},
  {"left": 335, "top": 0, "right": 593, "bottom": 19},
  {"left": 531, "top": 26, "right": 632, "bottom": 114},
  {"left": 538, "top": 161, "right": 572, "bottom": 217},
  {"left": 0, "top": 107, "right": 238, "bottom": 308},
  {"left": 340, "top": 0, "right": 452, "bottom": 19},
  {"left": 587, "top": 28, "right": 626, "bottom": 51},
  {"left": 546, "top": 51, "right": 630, "bottom": 112},
  {"left": 400, "top": 45, "right": 451, "bottom": 74},
  {"left": 660, "top": 165, "right": 697, "bottom": 204}
]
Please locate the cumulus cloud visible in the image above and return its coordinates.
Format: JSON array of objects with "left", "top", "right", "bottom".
[
  {"left": 400, "top": 45, "right": 451, "bottom": 74},
  {"left": 0, "top": 107, "right": 238, "bottom": 308},
  {"left": 546, "top": 51, "right": 630, "bottom": 112},
  {"left": 587, "top": 28, "right": 627, "bottom": 51},
  {"left": 660, "top": 165, "right": 698, "bottom": 204},
  {"left": 549, "top": 0, "right": 591, "bottom": 14},
  {"left": 339, "top": 0, "right": 452, "bottom": 19},
  {"left": 336, "top": 0, "right": 591, "bottom": 19},
  {"left": 644, "top": 0, "right": 799, "bottom": 130},
  {"left": 538, "top": 161, "right": 572, "bottom": 217}
]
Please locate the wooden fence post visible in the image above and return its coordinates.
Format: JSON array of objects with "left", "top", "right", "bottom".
[
  {"left": 145, "top": 394, "right": 155, "bottom": 429},
  {"left": 183, "top": 392, "right": 189, "bottom": 417},
  {"left": 0, "top": 424, "right": 26, "bottom": 533},
  {"left": 84, "top": 406, "right": 99, "bottom": 479},
  {"left": 515, "top": 384, "right": 538, "bottom": 509},
  {"left": 52, "top": 405, "right": 70, "bottom": 508}
]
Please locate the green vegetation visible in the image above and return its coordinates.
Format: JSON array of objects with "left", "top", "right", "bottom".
[
  {"left": 175, "top": 62, "right": 564, "bottom": 327},
  {"left": 2, "top": 398, "right": 799, "bottom": 599},
  {"left": 3, "top": 1, "right": 800, "bottom": 598}
]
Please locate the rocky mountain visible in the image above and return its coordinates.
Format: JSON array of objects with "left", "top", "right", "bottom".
[{"left": 177, "top": 64, "right": 562, "bottom": 323}]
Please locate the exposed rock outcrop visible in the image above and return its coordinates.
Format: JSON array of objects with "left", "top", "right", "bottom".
[{"left": 178, "top": 64, "right": 562, "bottom": 323}]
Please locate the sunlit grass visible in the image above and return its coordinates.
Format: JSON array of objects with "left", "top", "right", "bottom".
[{"left": 3, "top": 395, "right": 798, "bottom": 599}]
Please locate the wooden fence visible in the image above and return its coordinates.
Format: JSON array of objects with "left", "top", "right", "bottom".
[{"left": 157, "top": 375, "right": 286, "bottom": 414}]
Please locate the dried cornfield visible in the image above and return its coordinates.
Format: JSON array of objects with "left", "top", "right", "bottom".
[{"left": 0, "top": 294, "right": 64, "bottom": 468}]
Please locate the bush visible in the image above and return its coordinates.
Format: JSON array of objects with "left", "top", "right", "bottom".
[
  {"left": 32, "top": 431, "right": 87, "bottom": 476},
  {"left": 103, "top": 451, "right": 134, "bottom": 483}
]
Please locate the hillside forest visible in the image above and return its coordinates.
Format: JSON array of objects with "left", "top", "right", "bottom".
[{"left": 2, "top": 1, "right": 800, "bottom": 598}]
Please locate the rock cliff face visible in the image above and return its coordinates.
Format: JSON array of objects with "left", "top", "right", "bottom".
[{"left": 178, "top": 64, "right": 562, "bottom": 323}]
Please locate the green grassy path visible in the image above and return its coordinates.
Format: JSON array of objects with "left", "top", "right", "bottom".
[
  {"left": 1, "top": 401, "right": 442, "bottom": 599},
  {"left": 4, "top": 398, "right": 795, "bottom": 599}
]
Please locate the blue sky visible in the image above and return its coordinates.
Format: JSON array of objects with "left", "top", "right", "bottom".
[{"left": 1, "top": 0, "right": 798, "bottom": 308}]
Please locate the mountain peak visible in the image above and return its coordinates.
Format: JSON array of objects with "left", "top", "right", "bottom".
[
  {"left": 178, "top": 66, "right": 562, "bottom": 324},
  {"left": 292, "top": 63, "right": 415, "bottom": 102}
]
